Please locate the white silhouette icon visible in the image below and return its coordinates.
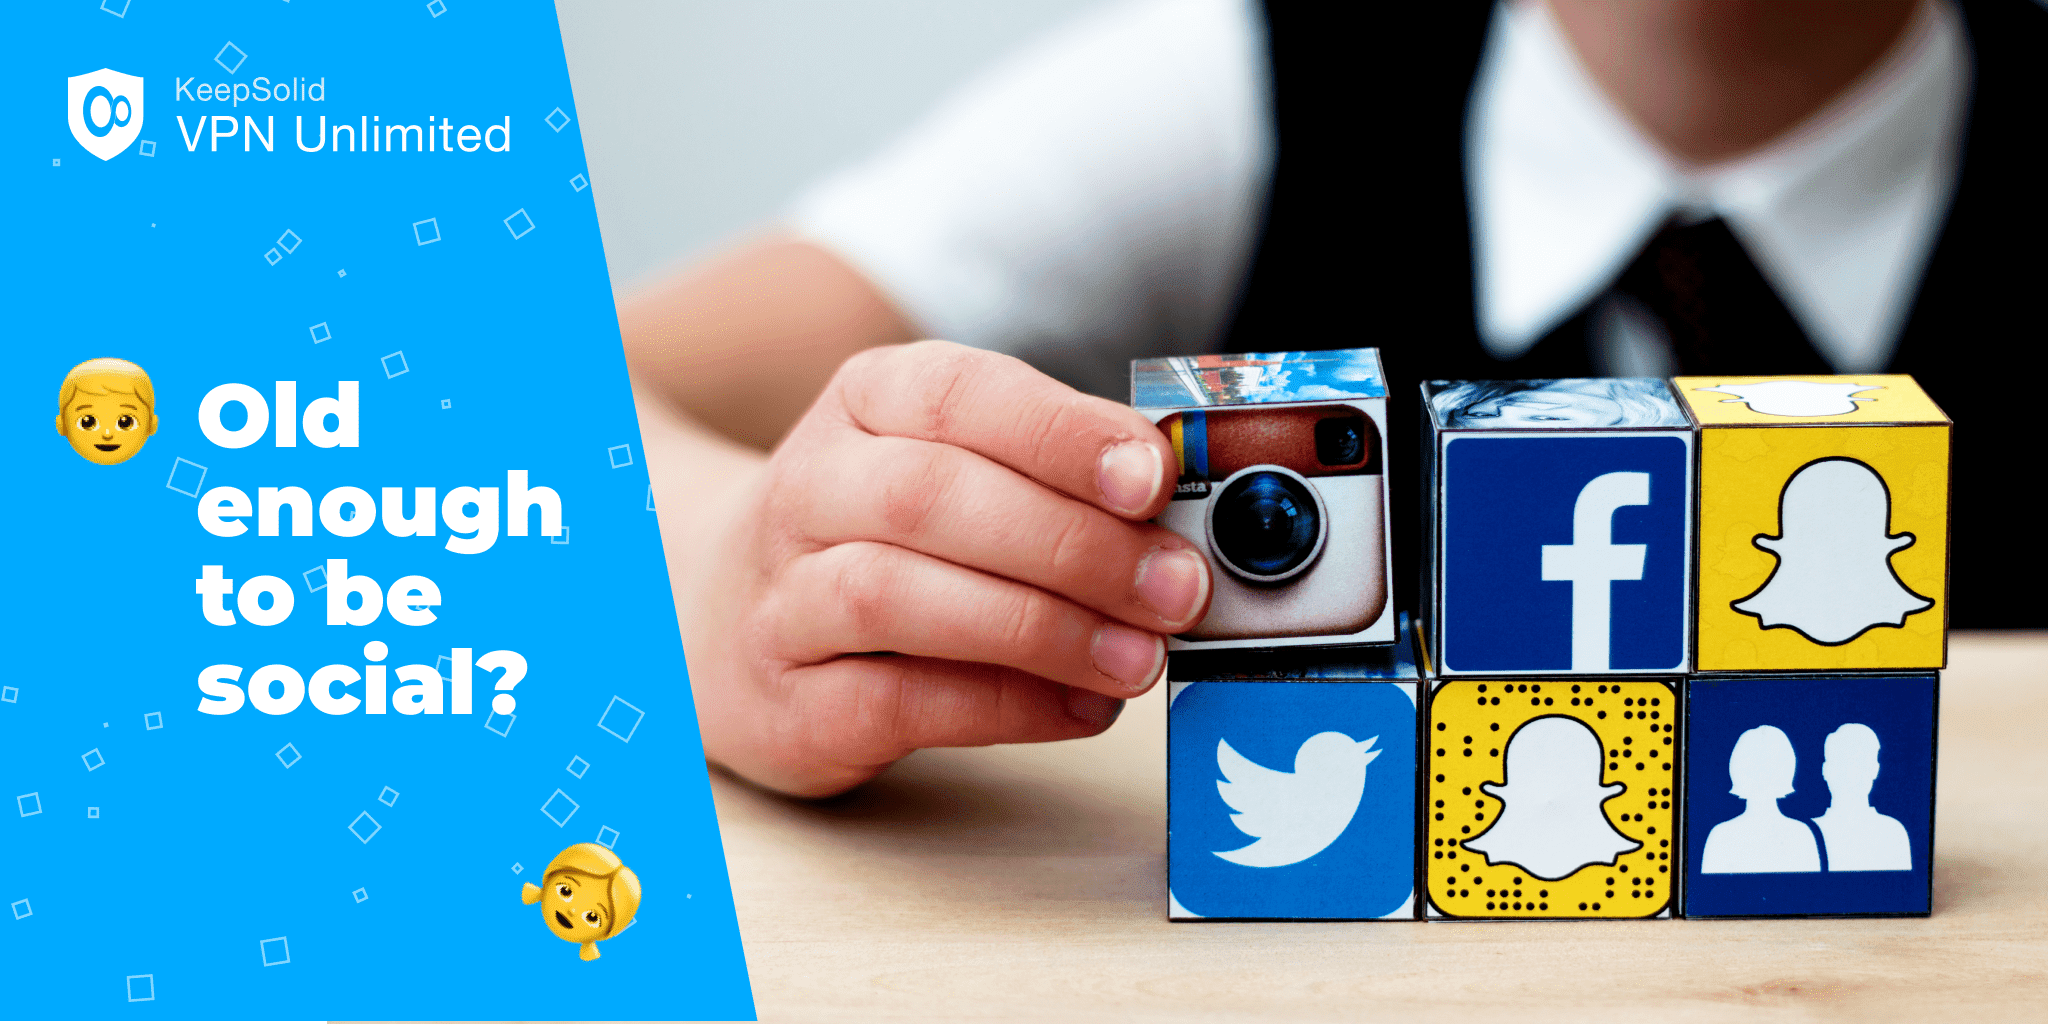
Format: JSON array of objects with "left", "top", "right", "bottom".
[
  {"left": 1701, "top": 726, "right": 1821, "bottom": 874},
  {"left": 1697, "top": 380, "right": 1882, "bottom": 417},
  {"left": 67, "top": 69, "right": 146, "bottom": 162},
  {"left": 1541, "top": 471, "right": 1650, "bottom": 671},
  {"left": 1463, "top": 717, "right": 1640, "bottom": 879},
  {"left": 1213, "top": 732, "right": 1380, "bottom": 868},
  {"left": 1813, "top": 724, "right": 1913, "bottom": 871},
  {"left": 1733, "top": 458, "right": 1933, "bottom": 644}
]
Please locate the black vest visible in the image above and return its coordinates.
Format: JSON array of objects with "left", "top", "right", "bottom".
[{"left": 1229, "top": 0, "right": 2047, "bottom": 628}]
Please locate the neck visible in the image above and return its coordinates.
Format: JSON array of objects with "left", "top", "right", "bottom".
[
  {"left": 1544, "top": 0, "right": 1921, "bottom": 165},
  {"left": 1826, "top": 792, "right": 1874, "bottom": 814},
  {"left": 1740, "top": 796, "right": 1785, "bottom": 818}
]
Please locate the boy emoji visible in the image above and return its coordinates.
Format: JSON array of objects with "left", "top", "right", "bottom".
[
  {"left": 521, "top": 843, "right": 642, "bottom": 960},
  {"left": 56, "top": 358, "right": 157, "bottom": 465}
]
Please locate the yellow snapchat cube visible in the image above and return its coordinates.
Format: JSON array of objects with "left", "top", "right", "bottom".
[
  {"left": 1425, "top": 679, "right": 1676, "bottom": 919},
  {"left": 1674, "top": 376, "right": 1950, "bottom": 672}
]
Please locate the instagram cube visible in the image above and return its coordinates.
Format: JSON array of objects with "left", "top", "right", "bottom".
[
  {"left": 1168, "top": 644, "right": 1419, "bottom": 920},
  {"left": 1132, "top": 349, "right": 1394, "bottom": 650},
  {"left": 1681, "top": 674, "right": 1936, "bottom": 917},
  {"left": 1422, "top": 379, "right": 1694, "bottom": 676},
  {"left": 1424, "top": 677, "right": 1678, "bottom": 919},
  {"left": 1673, "top": 376, "right": 1949, "bottom": 673}
]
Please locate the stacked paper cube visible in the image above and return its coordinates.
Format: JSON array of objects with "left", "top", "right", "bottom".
[{"left": 1140, "top": 354, "right": 1945, "bottom": 921}]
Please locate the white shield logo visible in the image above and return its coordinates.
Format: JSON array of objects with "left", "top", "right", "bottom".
[{"left": 68, "top": 68, "right": 145, "bottom": 161}]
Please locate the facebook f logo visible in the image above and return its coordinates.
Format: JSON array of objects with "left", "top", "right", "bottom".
[
  {"left": 1542, "top": 472, "right": 1650, "bottom": 671},
  {"left": 1440, "top": 436, "right": 1689, "bottom": 673}
]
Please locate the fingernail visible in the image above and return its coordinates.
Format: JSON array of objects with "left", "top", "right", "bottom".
[
  {"left": 1091, "top": 623, "right": 1165, "bottom": 693},
  {"left": 1098, "top": 441, "right": 1162, "bottom": 516},
  {"left": 1065, "top": 688, "right": 1125, "bottom": 730},
  {"left": 1135, "top": 547, "right": 1208, "bottom": 629}
]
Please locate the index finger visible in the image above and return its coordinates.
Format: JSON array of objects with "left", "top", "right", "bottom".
[{"left": 830, "top": 340, "right": 1175, "bottom": 520}]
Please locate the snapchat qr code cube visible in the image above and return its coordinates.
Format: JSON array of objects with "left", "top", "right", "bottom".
[
  {"left": 1682, "top": 674, "right": 1936, "bottom": 918},
  {"left": 1424, "top": 678, "right": 1676, "bottom": 919},
  {"left": 1673, "top": 376, "right": 1950, "bottom": 673},
  {"left": 1131, "top": 350, "right": 1394, "bottom": 651},
  {"left": 1166, "top": 634, "right": 1420, "bottom": 921}
]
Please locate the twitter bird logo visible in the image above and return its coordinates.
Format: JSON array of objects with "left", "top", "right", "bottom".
[
  {"left": 1171, "top": 681, "right": 1415, "bottom": 919},
  {"left": 1213, "top": 732, "right": 1381, "bottom": 868}
]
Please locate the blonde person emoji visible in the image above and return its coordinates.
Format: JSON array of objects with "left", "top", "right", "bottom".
[
  {"left": 522, "top": 843, "right": 641, "bottom": 960},
  {"left": 56, "top": 358, "right": 157, "bottom": 465}
]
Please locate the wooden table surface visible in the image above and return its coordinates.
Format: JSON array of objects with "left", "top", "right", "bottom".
[{"left": 710, "top": 633, "right": 2048, "bottom": 1022}]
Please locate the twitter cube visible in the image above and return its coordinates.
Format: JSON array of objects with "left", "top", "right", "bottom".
[
  {"left": 1673, "top": 375, "right": 1949, "bottom": 673},
  {"left": 1424, "top": 678, "right": 1677, "bottom": 919},
  {"left": 1168, "top": 680, "right": 1417, "bottom": 920},
  {"left": 1682, "top": 674, "right": 1936, "bottom": 918},
  {"left": 1421, "top": 379, "right": 1694, "bottom": 676},
  {"left": 1132, "top": 349, "right": 1395, "bottom": 651}
]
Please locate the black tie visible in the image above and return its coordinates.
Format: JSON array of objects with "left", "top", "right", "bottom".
[{"left": 1607, "top": 216, "right": 1832, "bottom": 375}]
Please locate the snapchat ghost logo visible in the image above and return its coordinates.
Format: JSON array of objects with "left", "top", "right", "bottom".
[
  {"left": 55, "top": 357, "right": 157, "bottom": 465},
  {"left": 1696, "top": 380, "right": 1880, "bottom": 417},
  {"left": 1463, "top": 716, "right": 1641, "bottom": 880},
  {"left": 1733, "top": 458, "right": 1934, "bottom": 644},
  {"left": 521, "top": 843, "right": 641, "bottom": 960}
]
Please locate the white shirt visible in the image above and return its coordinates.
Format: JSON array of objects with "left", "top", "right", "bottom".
[
  {"left": 1469, "top": 0, "right": 1970, "bottom": 374},
  {"left": 789, "top": 0, "right": 1968, "bottom": 391},
  {"left": 788, "top": 0, "right": 1272, "bottom": 396}
]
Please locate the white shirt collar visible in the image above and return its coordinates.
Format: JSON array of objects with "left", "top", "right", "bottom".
[{"left": 1467, "top": 0, "right": 1971, "bottom": 373}]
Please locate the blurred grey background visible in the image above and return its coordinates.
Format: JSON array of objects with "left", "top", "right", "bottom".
[{"left": 556, "top": 0, "right": 1107, "bottom": 295}]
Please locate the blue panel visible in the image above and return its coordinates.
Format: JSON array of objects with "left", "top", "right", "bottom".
[
  {"left": 4, "top": 3, "right": 751, "bottom": 1018},
  {"left": 1682, "top": 676, "right": 1936, "bottom": 917},
  {"left": 1169, "top": 682, "right": 1415, "bottom": 919},
  {"left": 1441, "top": 435, "right": 1688, "bottom": 672}
]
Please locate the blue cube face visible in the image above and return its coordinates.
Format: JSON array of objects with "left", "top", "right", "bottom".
[
  {"left": 1436, "top": 434, "right": 1692, "bottom": 674},
  {"left": 1168, "top": 681, "right": 1416, "bottom": 920},
  {"left": 1682, "top": 675, "right": 1936, "bottom": 917}
]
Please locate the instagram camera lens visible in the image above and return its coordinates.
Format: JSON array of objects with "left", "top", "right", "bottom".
[{"left": 1208, "top": 467, "right": 1325, "bottom": 582}]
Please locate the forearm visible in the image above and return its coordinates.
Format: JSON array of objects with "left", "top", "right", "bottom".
[
  {"left": 618, "top": 234, "right": 917, "bottom": 452},
  {"left": 632, "top": 385, "right": 775, "bottom": 777},
  {"left": 634, "top": 384, "right": 766, "bottom": 608},
  {"left": 619, "top": 235, "right": 917, "bottom": 777}
]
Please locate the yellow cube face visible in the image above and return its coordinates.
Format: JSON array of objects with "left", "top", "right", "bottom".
[
  {"left": 1695, "top": 427, "right": 1950, "bottom": 670},
  {"left": 1675, "top": 374, "right": 1947, "bottom": 426},
  {"left": 1425, "top": 679, "right": 1676, "bottom": 919},
  {"left": 1677, "top": 376, "right": 1950, "bottom": 671}
]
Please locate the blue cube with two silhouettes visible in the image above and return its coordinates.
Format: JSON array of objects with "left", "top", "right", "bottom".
[{"left": 1681, "top": 673, "right": 1936, "bottom": 917}]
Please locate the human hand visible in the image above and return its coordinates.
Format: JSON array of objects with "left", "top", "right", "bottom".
[{"left": 673, "top": 340, "right": 1210, "bottom": 797}]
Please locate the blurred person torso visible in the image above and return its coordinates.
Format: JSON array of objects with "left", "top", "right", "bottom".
[{"left": 790, "top": 0, "right": 2045, "bottom": 627}]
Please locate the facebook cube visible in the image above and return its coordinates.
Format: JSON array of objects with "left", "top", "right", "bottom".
[
  {"left": 1132, "top": 349, "right": 1395, "bottom": 651},
  {"left": 1681, "top": 674, "right": 1936, "bottom": 918},
  {"left": 1672, "top": 376, "right": 1949, "bottom": 673},
  {"left": 1421, "top": 379, "right": 1694, "bottom": 676},
  {"left": 1424, "top": 678, "right": 1678, "bottom": 919},
  {"left": 1167, "top": 633, "right": 1419, "bottom": 920}
]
